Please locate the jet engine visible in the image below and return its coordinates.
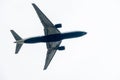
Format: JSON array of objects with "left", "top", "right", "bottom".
[
  {"left": 57, "top": 46, "right": 65, "bottom": 50},
  {"left": 55, "top": 24, "right": 62, "bottom": 28}
]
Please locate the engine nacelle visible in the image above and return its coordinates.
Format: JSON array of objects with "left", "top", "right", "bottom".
[
  {"left": 57, "top": 46, "right": 65, "bottom": 50},
  {"left": 55, "top": 24, "right": 62, "bottom": 28}
]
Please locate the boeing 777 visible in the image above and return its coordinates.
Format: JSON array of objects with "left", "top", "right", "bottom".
[{"left": 10, "top": 3, "right": 87, "bottom": 70}]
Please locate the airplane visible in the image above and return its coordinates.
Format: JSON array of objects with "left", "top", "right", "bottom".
[{"left": 10, "top": 3, "right": 87, "bottom": 70}]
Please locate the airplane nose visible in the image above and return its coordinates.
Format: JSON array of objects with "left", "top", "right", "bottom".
[
  {"left": 82, "top": 32, "right": 87, "bottom": 35},
  {"left": 78, "top": 31, "right": 87, "bottom": 36},
  {"left": 73, "top": 31, "right": 87, "bottom": 37}
]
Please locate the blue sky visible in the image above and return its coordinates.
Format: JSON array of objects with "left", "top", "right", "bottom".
[{"left": 0, "top": 0, "right": 120, "bottom": 80}]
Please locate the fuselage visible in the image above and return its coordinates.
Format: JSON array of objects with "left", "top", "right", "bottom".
[{"left": 24, "top": 31, "right": 87, "bottom": 43}]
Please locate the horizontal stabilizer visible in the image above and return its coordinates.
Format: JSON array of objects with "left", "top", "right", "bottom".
[
  {"left": 10, "top": 30, "right": 22, "bottom": 40},
  {"left": 15, "top": 44, "right": 23, "bottom": 54}
]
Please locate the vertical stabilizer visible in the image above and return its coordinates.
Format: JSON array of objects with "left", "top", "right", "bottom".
[{"left": 10, "top": 30, "right": 23, "bottom": 54}]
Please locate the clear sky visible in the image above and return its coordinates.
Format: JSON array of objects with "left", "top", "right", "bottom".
[{"left": 0, "top": 0, "right": 120, "bottom": 80}]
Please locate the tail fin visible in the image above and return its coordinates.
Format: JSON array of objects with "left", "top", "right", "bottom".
[{"left": 10, "top": 30, "right": 23, "bottom": 54}]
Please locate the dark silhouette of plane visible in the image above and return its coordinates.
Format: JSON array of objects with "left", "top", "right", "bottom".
[{"left": 10, "top": 3, "right": 87, "bottom": 70}]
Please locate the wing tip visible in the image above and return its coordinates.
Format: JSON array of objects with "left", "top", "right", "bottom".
[
  {"left": 32, "top": 3, "right": 36, "bottom": 6},
  {"left": 15, "top": 51, "right": 18, "bottom": 54},
  {"left": 43, "top": 68, "right": 46, "bottom": 70},
  {"left": 43, "top": 66, "right": 47, "bottom": 70},
  {"left": 10, "top": 30, "right": 14, "bottom": 33}
]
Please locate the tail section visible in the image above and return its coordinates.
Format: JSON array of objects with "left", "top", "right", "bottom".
[{"left": 10, "top": 30, "right": 23, "bottom": 54}]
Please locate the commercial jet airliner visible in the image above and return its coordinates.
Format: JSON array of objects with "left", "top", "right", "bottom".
[{"left": 10, "top": 3, "right": 87, "bottom": 70}]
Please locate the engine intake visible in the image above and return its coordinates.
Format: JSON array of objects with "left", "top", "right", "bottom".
[
  {"left": 57, "top": 46, "right": 65, "bottom": 50},
  {"left": 55, "top": 24, "right": 62, "bottom": 28}
]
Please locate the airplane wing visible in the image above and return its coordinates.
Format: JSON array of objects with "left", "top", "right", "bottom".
[
  {"left": 44, "top": 41, "right": 61, "bottom": 70},
  {"left": 32, "top": 3, "right": 62, "bottom": 70},
  {"left": 32, "top": 3, "right": 60, "bottom": 35}
]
